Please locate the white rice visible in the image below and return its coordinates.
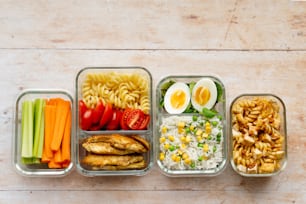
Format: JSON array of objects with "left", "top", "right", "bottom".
[{"left": 159, "top": 115, "right": 224, "bottom": 170}]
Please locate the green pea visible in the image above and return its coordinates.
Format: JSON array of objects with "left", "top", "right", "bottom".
[
  {"left": 190, "top": 161, "right": 196, "bottom": 168},
  {"left": 213, "top": 146, "right": 217, "bottom": 152},
  {"left": 211, "top": 121, "right": 218, "bottom": 127},
  {"left": 197, "top": 143, "right": 204, "bottom": 148},
  {"left": 192, "top": 115, "right": 198, "bottom": 121},
  {"left": 169, "top": 145, "right": 175, "bottom": 151}
]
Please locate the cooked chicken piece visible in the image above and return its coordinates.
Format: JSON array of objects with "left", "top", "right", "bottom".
[
  {"left": 130, "top": 135, "right": 150, "bottom": 150},
  {"left": 81, "top": 154, "right": 145, "bottom": 169},
  {"left": 91, "top": 160, "right": 146, "bottom": 170},
  {"left": 82, "top": 142, "right": 135, "bottom": 155},
  {"left": 82, "top": 134, "right": 148, "bottom": 154}
]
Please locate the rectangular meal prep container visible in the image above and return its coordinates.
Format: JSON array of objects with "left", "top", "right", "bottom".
[
  {"left": 13, "top": 89, "right": 74, "bottom": 177},
  {"left": 155, "top": 75, "right": 227, "bottom": 177},
  {"left": 75, "top": 67, "right": 154, "bottom": 176},
  {"left": 229, "top": 94, "right": 287, "bottom": 177}
]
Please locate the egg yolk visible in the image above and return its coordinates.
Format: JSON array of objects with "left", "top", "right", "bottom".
[
  {"left": 194, "top": 86, "right": 210, "bottom": 105},
  {"left": 170, "top": 90, "right": 186, "bottom": 109}
]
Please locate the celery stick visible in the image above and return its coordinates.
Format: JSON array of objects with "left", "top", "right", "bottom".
[
  {"left": 33, "top": 98, "right": 45, "bottom": 159},
  {"left": 21, "top": 157, "right": 33, "bottom": 164},
  {"left": 21, "top": 101, "right": 34, "bottom": 158},
  {"left": 21, "top": 101, "right": 28, "bottom": 157},
  {"left": 37, "top": 100, "right": 45, "bottom": 158}
]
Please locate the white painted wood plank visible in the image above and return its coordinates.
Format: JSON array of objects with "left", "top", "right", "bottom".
[{"left": 0, "top": 0, "right": 305, "bottom": 50}]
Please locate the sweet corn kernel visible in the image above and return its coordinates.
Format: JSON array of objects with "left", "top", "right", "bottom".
[
  {"left": 202, "top": 155, "right": 208, "bottom": 160},
  {"left": 161, "top": 126, "right": 167, "bottom": 133},
  {"left": 190, "top": 125, "right": 195, "bottom": 131},
  {"left": 205, "top": 121, "right": 210, "bottom": 127},
  {"left": 177, "top": 150, "right": 183, "bottom": 155},
  {"left": 205, "top": 126, "right": 211, "bottom": 134},
  {"left": 159, "top": 137, "right": 166, "bottom": 143},
  {"left": 203, "top": 144, "right": 209, "bottom": 152},
  {"left": 178, "top": 128, "right": 184, "bottom": 134},
  {"left": 182, "top": 153, "right": 189, "bottom": 160},
  {"left": 185, "top": 135, "right": 191, "bottom": 143},
  {"left": 159, "top": 152, "right": 165, "bottom": 161},
  {"left": 177, "top": 122, "right": 185, "bottom": 128},
  {"left": 168, "top": 135, "right": 175, "bottom": 142},
  {"left": 175, "top": 156, "right": 181, "bottom": 162},
  {"left": 197, "top": 135, "right": 202, "bottom": 142},
  {"left": 184, "top": 158, "right": 191, "bottom": 165},
  {"left": 202, "top": 133, "right": 208, "bottom": 138},
  {"left": 180, "top": 136, "right": 186, "bottom": 142},
  {"left": 171, "top": 154, "right": 177, "bottom": 161},
  {"left": 196, "top": 129, "right": 203, "bottom": 136},
  {"left": 181, "top": 143, "right": 186, "bottom": 149},
  {"left": 164, "top": 143, "right": 170, "bottom": 150}
]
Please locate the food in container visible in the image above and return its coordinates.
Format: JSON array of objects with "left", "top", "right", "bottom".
[
  {"left": 13, "top": 89, "right": 74, "bottom": 177},
  {"left": 75, "top": 67, "right": 153, "bottom": 176},
  {"left": 230, "top": 94, "right": 287, "bottom": 176},
  {"left": 156, "top": 76, "right": 227, "bottom": 176}
]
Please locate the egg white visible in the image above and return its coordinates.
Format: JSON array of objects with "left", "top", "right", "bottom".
[
  {"left": 164, "top": 82, "right": 191, "bottom": 114},
  {"left": 191, "top": 78, "right": 217, "bottom": 112}
]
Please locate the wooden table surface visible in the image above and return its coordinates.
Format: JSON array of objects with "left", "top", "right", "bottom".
[{"left": 1, "top": 0, "right": 305, "bottom": 203}]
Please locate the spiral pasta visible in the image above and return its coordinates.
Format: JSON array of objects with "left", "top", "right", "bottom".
[{"left": 81, "top": 72, "right": 150, "bottom": 114}]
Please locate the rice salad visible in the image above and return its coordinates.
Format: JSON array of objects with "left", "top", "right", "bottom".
[{"left": 159, "top": 115, "right": 224, "bottom": 170}]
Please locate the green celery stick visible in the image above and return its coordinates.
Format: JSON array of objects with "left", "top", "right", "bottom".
[
  {"left": 33, "top": 98, "right": 45, "bottom": 159},
  {"left": 37, "top": 100, "right": 45, "bottom": 158},
  {"left": 21, "top": 101, "right": 34, "bottom": 158}
]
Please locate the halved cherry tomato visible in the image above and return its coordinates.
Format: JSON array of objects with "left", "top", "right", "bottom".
[
  {"left": 138, "top": 114, "right": 150, "bottom": 130},
  {"left": 79, "top": 100, "right": 87, "bottom": 118},
  {"left": 99, "top": 103, "right": 113, "bottom": 128},
  {"left": 92, "top": 100, "right": 105, "bottom": 124},
  {"left": 81, "top": 109, "right": 93, "bottom": 130},
  {"left": 126, "top": 109, "right": 145, "bottom": 130},
  {"left": 106, "top": 110, "right": 122, "bottom": 130},
  {"left": 121, "top": 109, "right": 132, "bottom": 130}
]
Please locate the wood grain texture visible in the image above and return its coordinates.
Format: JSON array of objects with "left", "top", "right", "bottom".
[
  {"left": 1, "top": 0, "right": 306, "bottom": 203},
  {"left": 0, "top": 50, "right": 305, "bottom": 203},
  {"left": 0, "top": 0, "right": 305, "bottom": 50}
]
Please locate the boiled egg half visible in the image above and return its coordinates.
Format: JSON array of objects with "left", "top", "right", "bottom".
[
  {"left": 191, "top": 78, "right": 217, "bottom": 112},
  {"left": 164, "top": 82, "right": 191, "bottom": 114}
]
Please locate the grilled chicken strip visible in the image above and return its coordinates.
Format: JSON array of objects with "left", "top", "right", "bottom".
[
  {"left": 82, "top": 142, "right": 136, "bottom": 155},
  {"left": 82, "top": 134, "right": 148, "bottom": 154},
  {"left": 82, "top": 154, "right": 145, "bottom": 169},
  {"left": 91, "top": 160, "right": 146, "bottom": 170}
]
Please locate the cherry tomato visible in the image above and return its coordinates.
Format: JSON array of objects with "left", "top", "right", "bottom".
[
  {"left": 121, "top": 109, "right": 132, "bottom": 130},
  {"left": 79, "top": 100, "right": 87, "bottom": 118},
  {"left": 99, "top": 103, "right": 113, "bottom": 128},
  {"left": 81, "top": 109, "right": 93, "bottom": 130},
  {"left": 138, "top": 114, "right": 150, "bottom": 130},
  {"left": 92, "top": 100, "right": 105, "bottom": 124},
  {"left": 106, "top": 110, "right": 122, "bottom": 130},
  {"left": 126, "top": 109, "right": 145, "bottom": 130}
]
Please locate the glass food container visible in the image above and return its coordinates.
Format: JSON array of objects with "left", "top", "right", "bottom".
[
  {"left": 75, "top": 67, "right": 153, "bottom": 176},
  {"left": 13, "top": 89, "right": 74, "bottom": 177},
  {"left": 156, "top": 75, "right": 227, "bottom": 177},
  {"left": 229, "top": 94, "right": 287, "bottom": 177}
]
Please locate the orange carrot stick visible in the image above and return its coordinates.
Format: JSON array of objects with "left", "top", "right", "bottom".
[
  {"left": 62, "top": 161, "right": 70, "bottom": 168},
  {"left": 48, "top": 158, "right": 62, "bottom": 169},
  {"left": 61, "top": 107, "right": 71, "bottom": 164},
  {"left": 54, "top": 147, "right": 62, "bottom": 163},
  {"left": 42, "top": 104, "right": 56, "bottom": 160},
  {"left": 51, "top": 99, "right": 70, "bottom": 151}
]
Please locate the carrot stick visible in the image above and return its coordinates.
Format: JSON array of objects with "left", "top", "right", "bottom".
[
  {"left": 62, "top": 161, "right": 70, "bottom": 168},
  {"left": 54, "top": 147, "right": 62, "bottom": 163},
  {"left": 61, "top": 107, "right": 71, "bottom": 164},
  {"left": 42, "top": 104, "right": 56, "bottom": 161},
  {"left": 51, "top": 99, "right": 70, "bottom": 151},
  {"left": 48, "top": 158, "right": 62, "bottom": 169}
]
